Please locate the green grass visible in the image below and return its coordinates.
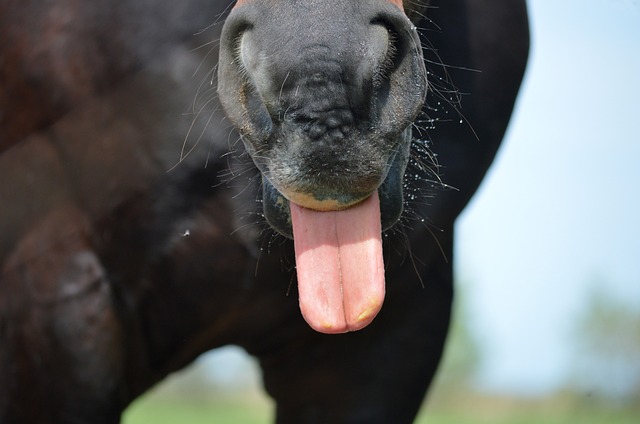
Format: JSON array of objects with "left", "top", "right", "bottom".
[
  {"left": 123, "top": 389, "right": 639, "bottom": 424},
  {"left": 415, "top": 391, "right": 640, "bottom": 424},
  {"left": 123, "top": 397, "right": 272, "bottom": 424}
]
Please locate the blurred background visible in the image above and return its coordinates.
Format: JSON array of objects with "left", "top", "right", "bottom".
[{"left": 124, "top": 0, "right": 640, "bottom": 422}]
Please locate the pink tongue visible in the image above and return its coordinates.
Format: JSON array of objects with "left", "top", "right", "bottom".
[{"left": 290, "top": 192, "right": 385, "bottom": 334}]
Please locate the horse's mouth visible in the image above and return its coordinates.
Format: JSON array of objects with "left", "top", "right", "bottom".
[
  {"left": 258, "top": 137, "right": 410, "bottom": 334},
  {"left": 261, "top": 133, "right": 410, "bottom": 240}
]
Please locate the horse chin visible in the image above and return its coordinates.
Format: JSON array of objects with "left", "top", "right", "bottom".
[{"left": 261, "top": 131, "right": 410, "bottom": 240}]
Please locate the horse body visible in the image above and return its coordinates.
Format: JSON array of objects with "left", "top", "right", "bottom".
[{"left": 0, "top": 1, "right": 528, "bottom": 422}]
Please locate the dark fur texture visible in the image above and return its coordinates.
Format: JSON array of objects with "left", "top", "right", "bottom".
[{"left": 0, "top": 0, "right": 529, "bottom": 422}]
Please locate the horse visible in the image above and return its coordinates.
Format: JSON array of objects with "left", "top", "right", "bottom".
[{"left": 0, "top": 0, "right": 529, "bottom": 422}]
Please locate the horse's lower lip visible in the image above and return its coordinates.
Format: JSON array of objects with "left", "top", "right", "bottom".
[
  {"left": 278, "top": 190, "right": 372, "bottom": 213},
  {"left": 261, "top": 178, "right": 369, "bottom": 240},
  {"left": 260, "top": 134, "right": 410, "bottom": 239}
]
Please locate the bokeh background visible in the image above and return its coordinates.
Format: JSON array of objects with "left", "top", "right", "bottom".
[
  {"left": 124, "top": 0, "right": 640, "bottom": 422},
  {"left": 455, "top": 0, "right": 640, "bottom": 399}
]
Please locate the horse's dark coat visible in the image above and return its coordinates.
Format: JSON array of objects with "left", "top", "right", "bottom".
[{"left": 0, "top": 0, "right": 529, "bottom": 423}]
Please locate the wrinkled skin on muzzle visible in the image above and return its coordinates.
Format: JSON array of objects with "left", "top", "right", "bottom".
[{"left": 218, "top": 0, "right": 427, "bottom": 238}]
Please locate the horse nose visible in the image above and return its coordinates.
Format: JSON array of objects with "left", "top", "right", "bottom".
[
  {"left": 270, "top": 26, "right": 399, "bottom": 140},
  {"left": 290, "top": 108, "right": 356, "bottom": 143},
  {"left": 275, "top": 63, "right": 360, "bottom": 143},
  {"left": 219, "top": 0, "right": 427, "bottom": 141}
]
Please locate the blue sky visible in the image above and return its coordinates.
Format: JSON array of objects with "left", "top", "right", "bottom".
[{"left": 456, "top": 0, "right": 640, "bottom": 394}]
